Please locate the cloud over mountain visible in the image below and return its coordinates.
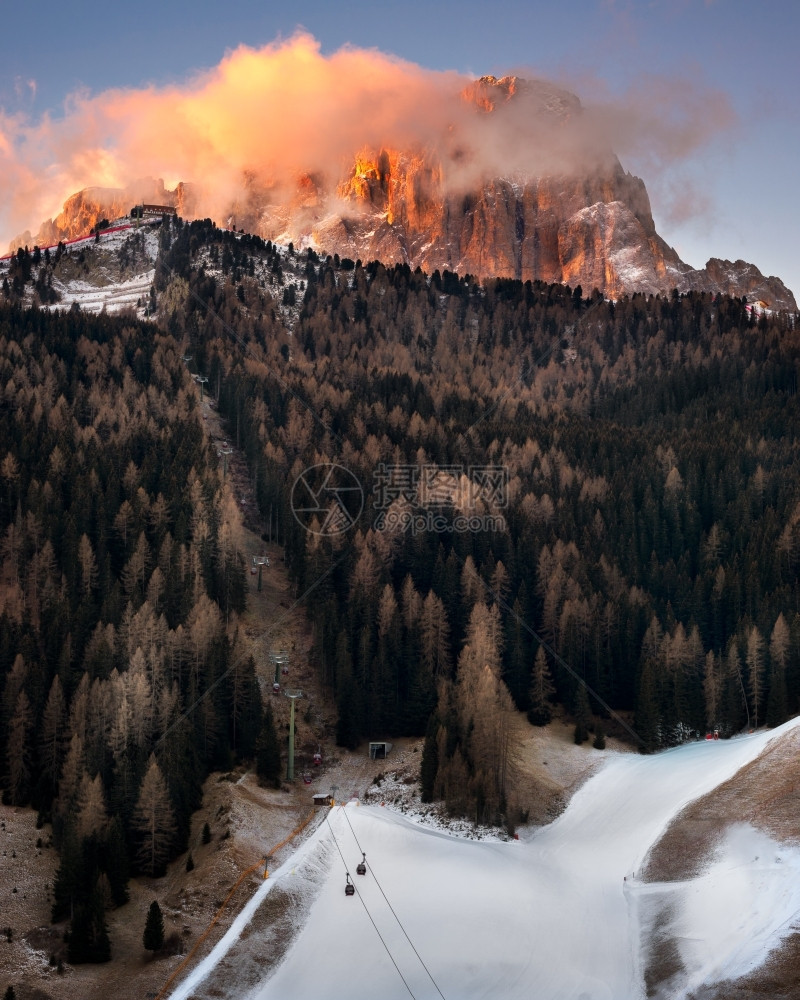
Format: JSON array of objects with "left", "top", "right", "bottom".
[{"left": 0, "top": 31, "right": 737, "bottom": 249}]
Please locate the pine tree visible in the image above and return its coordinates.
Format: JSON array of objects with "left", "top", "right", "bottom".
[
  {"left": 67, "top": 880, "right": 111, "bottom": 964},
  {"left": 454, "top": 602, "right": 513, "bottom": 819},
  {"left": 505, "top": 598, "right": 531, "bottom": 710},
  {"left": 75, "top": 773, "right": 108, "bottom": 842},
  {"left": 143, "top": 900, "right": 165, "bottom": 953},
  {"left": 101, "top": 816, "right": 130, "bottom": 907},
  {"left": 335, "top": 668, "right": 362, "bottom": 750},
  {"left": 573, "top": 684, "right": 592, "bottom": 745},
  {"left": 255, "top": 702, "right": 281, "bottom": 788},
  {"left": 767, "top": 613, "right": 790, "bottom": 726},
  {"left": 419, "top": 591, "right": 451, "bottom": 679},
  {"left": 725, "top": 638, "right": 749, "bottom": 733},
  {"left": 746, "top": 626, "right": 765, "bottom": 729},
  {"left": 634, "top": 659, "right": 661, "bottom": 753},
  {"left": 40, "top": 674, "right": 67, "bottom": 798},
  {"left": 703, "top": 650, "right": 721, "bottom": 730},
  {"left": 6, "top": 690, "right": 32, "bottom": 805},
  {"left": 528, "top": 647, "right": 556, "bottom": 726},
  {"left": 132, "top": 755, "right": 175, "bottom": 877},
  {"left": 52, "top": 826, "right": 84, "bottom": 922}
]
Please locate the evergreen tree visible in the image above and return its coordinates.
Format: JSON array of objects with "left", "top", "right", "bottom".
[
  {"left": 505, "top": 598, "right": 531, "bottom": 710},
  {"left": 40, "top": 674, "right": 67, "bottom": 799},
  {"left": 6, "top": 690, "right": 32, "bottom": 805},
  {"left": 52, "top": 826, "right": 84, "bottom": 922},
  {"left": 767, "top": 613, "right": 790, "bottom": 727},
  {"left": 67, "top": 880, "right": 111, "bottom": 964},
  {"left": 746, "top": 626, "right": 765, "bottom": 729},
  {"left": 724, "top": 639, "right": 749, "bottom": 734},
  {"left": 703, "top": 650, "right": 722, "bottom": 731},
  {"left": 132, "top": 755, "right": 175, "bottom": 877},
  {"left": 528, "top": 647, "right": 556, "bottom": 726},
  {"left": 573, "top": 684, "right": 592, "bottom": 745},
  {"left": 335, "top": 668, "right": 362, "bottom": 750},
  {"left": 634, "top": 660, "right": 661, "bottom": 753},
  {"left": 143, "top": 900, "right": 165, "bottom": 953},
  {"left": 101, "top": 816, "right": 130, "bottom": 907},
  {"left": 255, "top": 702, "right": 281, "bottom": 788}
]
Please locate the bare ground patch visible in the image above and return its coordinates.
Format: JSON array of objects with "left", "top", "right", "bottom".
[
  {"left": 684, "top": 932, "right": 800, "bottom": 1000},
  {"left": 640, "top": 726, "right": 800, "bottom": 997},
  {"left": 505, "top": 712, "right": 632, "bottom": 826},
  {"left": 641, "top": 901, "right": 684, "bottom": 999}
]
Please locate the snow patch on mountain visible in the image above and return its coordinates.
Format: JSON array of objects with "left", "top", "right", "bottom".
[{"left": 0, "top": 223, "right": 161, "bottom": 318}]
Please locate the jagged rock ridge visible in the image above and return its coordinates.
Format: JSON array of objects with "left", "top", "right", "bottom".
[{"left": 11, "top": 75, "right": 796, "bottom": 310}]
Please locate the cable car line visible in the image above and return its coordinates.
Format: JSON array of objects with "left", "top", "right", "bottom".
[
  {"left": 324, "top": 809, "right": 420, "bottom": 1000},
  {"left": 341, "top": 806, "right": 448, "bottom": 1000}
]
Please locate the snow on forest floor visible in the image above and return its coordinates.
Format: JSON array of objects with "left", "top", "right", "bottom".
[
  {"left": 49, "top": 226, "right": 160, "bottom": 316},
  {"left": 53, "top": 270, "right": 155, "bottom": 315},
  {"left": 0, "top": 224, "right": 161, "bottom": 318},
  {"left": 164, "top": 718, "right": 800, "bottom": 1000}
]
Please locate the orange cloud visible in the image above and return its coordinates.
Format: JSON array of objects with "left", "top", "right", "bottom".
[
  {"left": 0, "top": 31, "right": 737, "bottom": 248},
  {"left": 1, "top": 33, "right": 467, "bottom": 244}
]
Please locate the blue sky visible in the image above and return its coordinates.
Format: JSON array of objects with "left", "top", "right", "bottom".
[{"left": 2, "top": 0, "right": 798, "bottom": 298}]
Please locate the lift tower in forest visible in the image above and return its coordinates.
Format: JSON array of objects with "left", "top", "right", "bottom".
[
  {"left": 283, "top": 689, "right": 302, "bottom": 781},
  {"left": 252, "top": 554, "right": 269, "bottom": 592}
]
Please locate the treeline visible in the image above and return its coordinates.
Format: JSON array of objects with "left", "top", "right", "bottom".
[
  {"left": 0, "top": 302, "right": 271, "bottom": 961},
  {"left": 159, "top": 224, "right": 800, "bottom": 825}
]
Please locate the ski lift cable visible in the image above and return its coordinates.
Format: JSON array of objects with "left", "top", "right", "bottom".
[
  {"left": 341, "top": 807, "right": 448, "bottom": 1000},
  {"left": 157, "top": 246, "right": 343, "bottom": 447},
  {"left": 154, "top": 549, "right": 349, "bottom": 751},
  {"left": 458, "top": 555, "right": 644, "bottom": 747},
  {"left": 324, "top": 810, "right": 419, "bottom": 1000}
]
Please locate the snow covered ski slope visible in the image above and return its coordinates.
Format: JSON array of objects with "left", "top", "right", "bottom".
[{"left": 170, "top": 718, "right": 800, "bottom": 1000}]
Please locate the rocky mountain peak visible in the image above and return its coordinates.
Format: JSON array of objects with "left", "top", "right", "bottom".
[
  {"left": 9, "top": 76, "right": 796, "bottom": 311},
  {"left": 462, "top": 74, "right": 582, "bottom": 121}
]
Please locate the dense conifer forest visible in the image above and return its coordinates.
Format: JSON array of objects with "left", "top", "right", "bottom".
[
  {"left": 0, "top": 300, "right": 265, "bottom": 960},
  {"left": 156, "top": 218, "right": 800, "bottom": 822},
  {"left": 2, "top": 216, "right": 799, "bottom": 955}
]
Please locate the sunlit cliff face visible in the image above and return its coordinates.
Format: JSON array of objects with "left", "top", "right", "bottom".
[
  {"left": 332, "top": 147, "right": 449, "bottom": 234},
  {"left": 4, "top": 61, "right": 581, "bottom": 247},
  {"left": 2, "top": 32, "right": 465, "bottom": 248},
  {"left": 1, "top": 31, "right": 736, "bottom": 253},
  {"left": 461, "top": 75, "right": 519, "bottom": 112}
]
